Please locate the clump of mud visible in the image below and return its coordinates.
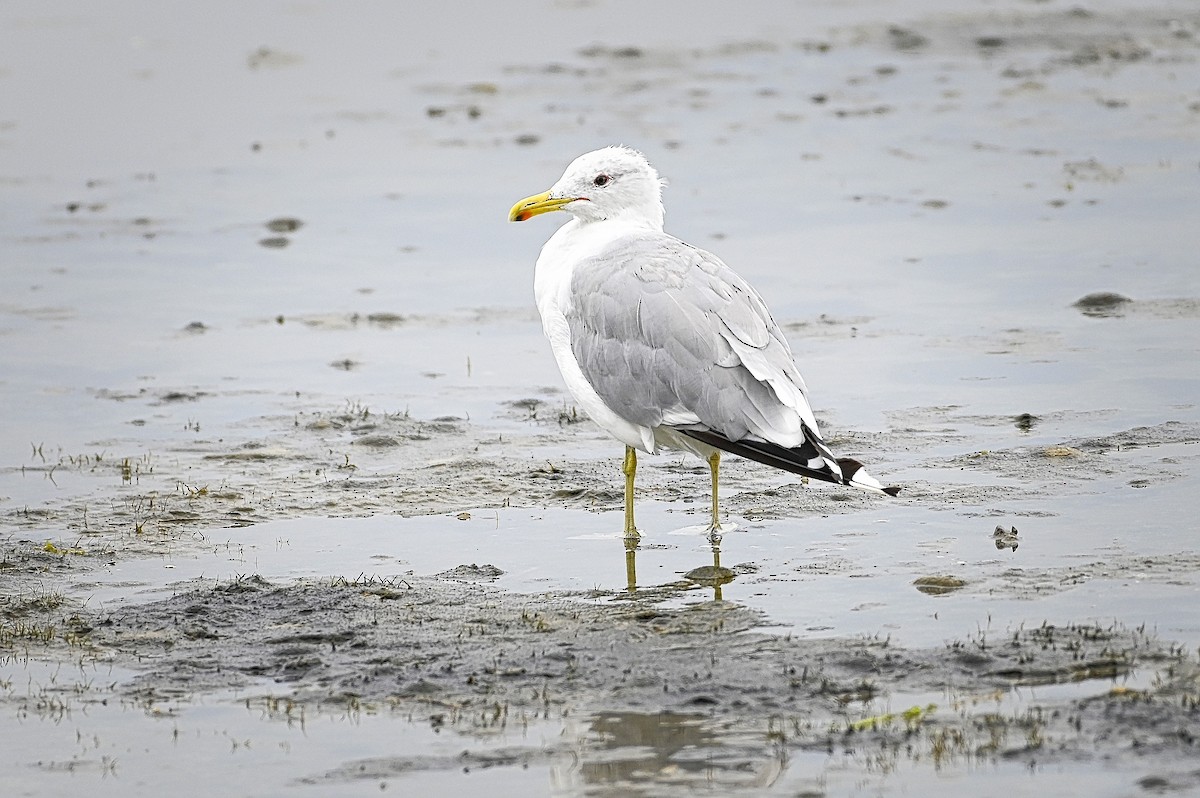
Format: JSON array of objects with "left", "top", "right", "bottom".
[
  {"left": 1072, "top": 292, "right": 1200, "bottom": 319},
  {"left": 17, "top": 572, "right": 1175, "bottom": 777},
  {"left": 1074, "top": 291, "right": 1133, "bottom": 317}
]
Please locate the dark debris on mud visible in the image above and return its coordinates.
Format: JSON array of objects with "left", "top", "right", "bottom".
[
  {"left": 49, "top": 574, "right": 1191, "bottom": 770},
  {"left": 0, "top": 397, "right": 910, "bottom": 573},
  {"left": 932, "top": 421, "right": 1200, "bottom": 489}
]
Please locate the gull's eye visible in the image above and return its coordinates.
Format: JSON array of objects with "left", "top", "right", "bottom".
[{"left": 592, "top": 174, "right": 611, "bottom": 187}]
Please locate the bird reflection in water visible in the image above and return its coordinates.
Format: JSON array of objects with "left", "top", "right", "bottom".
[
  {"left": 623, "top": 531, "right": 737, "bottom": 600},
  {"left": 561, "top": 710, "right": 785, "bottom": 792}
]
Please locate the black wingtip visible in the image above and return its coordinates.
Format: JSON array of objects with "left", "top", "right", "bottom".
[
  {"left": 836, "top": 459, "right": 900, "bottom": 496},
  {"left": 683, "top": 431, "right": 901, "bottom": 496}
]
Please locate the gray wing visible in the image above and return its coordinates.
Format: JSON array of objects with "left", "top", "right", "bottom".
[{"left": 567, "top": 232, "right": 817, "bottom": 445}]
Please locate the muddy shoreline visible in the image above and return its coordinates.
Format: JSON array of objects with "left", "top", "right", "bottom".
[
  {"left": 4, "top": 402, "right": 1200, "bottom": 792},
  {"left": 6, "top": 552, "right": 1200, "bottom": 791}
]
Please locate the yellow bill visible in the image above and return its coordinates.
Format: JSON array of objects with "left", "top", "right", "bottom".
[{"left": 509, "top": 191, "right": 576, "bottom": 222}]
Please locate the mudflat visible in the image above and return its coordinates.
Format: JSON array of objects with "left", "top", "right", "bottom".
[{"left": 2, "top": 2, "right": 1198, "bottom": 795}]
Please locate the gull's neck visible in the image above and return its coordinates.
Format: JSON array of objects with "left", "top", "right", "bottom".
[{"left": 603, "top": 201, "right": 664, "bottom": 233}]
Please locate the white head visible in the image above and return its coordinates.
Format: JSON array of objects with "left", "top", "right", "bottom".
[{"left": 509, "top": 146, "right": 666, "bottom": 230}]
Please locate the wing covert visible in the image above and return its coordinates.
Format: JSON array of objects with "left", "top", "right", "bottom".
[{"left": 566, "top": 232, "right": 817, "bottom": 446}]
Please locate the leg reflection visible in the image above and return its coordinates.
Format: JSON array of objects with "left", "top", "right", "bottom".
[
  {"left": 710, "top": 537, "right": 723, "bottom": 601},
  {"left": 683, "top": 536, "right": 735, "bottom": 601},
  {"left": 624, "top": 534, "right": 638, "bottom": 594},
  {"left": 625, "top": 525, "right": 734, "bottom": 600}
]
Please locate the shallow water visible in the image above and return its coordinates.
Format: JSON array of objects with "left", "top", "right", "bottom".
[
  {"left": 3, "top": 0, "right": 1200, "bottom": 795},
  {"left": 63, "top": 488, "right": 1200, "bottom": 652}
]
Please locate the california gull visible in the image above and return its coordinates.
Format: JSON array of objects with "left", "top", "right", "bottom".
[{"left": 509, "top": 146, "right": 898, "bottom": 539}]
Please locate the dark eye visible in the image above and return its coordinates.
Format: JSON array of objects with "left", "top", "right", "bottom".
[{"left": 593, "top": 174, "right": 611, "bottom": 187}]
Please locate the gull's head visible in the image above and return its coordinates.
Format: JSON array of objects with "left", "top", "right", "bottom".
[{"left": 509, "top": 146, "right": 665, "bottom": 229}]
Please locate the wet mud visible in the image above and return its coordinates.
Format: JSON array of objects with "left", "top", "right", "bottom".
[
  {"left": 73, "top": 580, "right": 1200, "bottom": 783},
  {"left": 4, "top": 559, "right": 1200, "bottom": 792},
  {"left": 4, "top": 400, "right": 1199, "bottom": 793}
]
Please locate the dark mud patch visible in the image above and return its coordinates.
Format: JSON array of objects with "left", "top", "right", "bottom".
[
  {"left": 1074, "top": 291, "right": 1133, "bottom": 317},
  {"left": 782, "top": 313, "right": 874, "bottom": 338},
  {"left": 264, "top": 217, "right": 303, "bottom": 233},
  {"left": 21, "top": 575, "right": 1188, "bottom": 779},
  {"left": 860, "top": 6, "right": 1197, "bottom": 74},
  {"left": 933, "top": 420, "right": 1200, "bottom": 491},
  {"left": 436, "top": 563, "right": 506, "bottom": 581},
  {"left": 273, "top": 307, "right": 536, "bottom": 332},
  {"left": 1074, "top": 292, "right": 1200, "bottom": 319}
]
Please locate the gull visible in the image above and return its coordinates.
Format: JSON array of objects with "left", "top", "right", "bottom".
[{"left": 509, "top": 146, "right": 898, "bottom": 539}]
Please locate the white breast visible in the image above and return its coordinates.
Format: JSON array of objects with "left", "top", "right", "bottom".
[{"left": 533, "top": 219, "right": 657, "bottom": 453}]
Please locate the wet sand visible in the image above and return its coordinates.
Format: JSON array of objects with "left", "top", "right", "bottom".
[{"left": 2, "top": 1, "right": 1200, "bottom": 795}]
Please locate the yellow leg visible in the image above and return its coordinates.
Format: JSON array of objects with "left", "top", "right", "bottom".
[
  {"left": 707, "top": 450, "right": 722, "bottom": 537},
  {"left": 622, "top": 446, "right": 639, "bottom": 540}
]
